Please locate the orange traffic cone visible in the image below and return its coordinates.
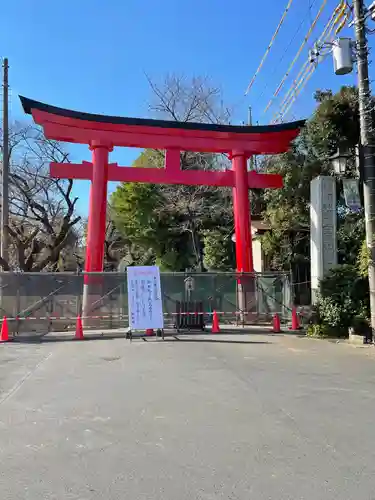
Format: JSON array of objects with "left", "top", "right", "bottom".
[
  {"left": 75, "top": 315, "right": 84, "bottom": 340},
  {"left": 271, "top": 313, "right": 281, "bottom": 333},
  {"left": 146, "top": 329, "right": 154, "bottom": 336},
  {"left": 211, "top": 311, "right": 220, "bottom": 333},
  {"left": 289, "top": 307, "right": 301, "bottom": 330},
  {"left": 0, "top": 316, "right": 9, "bottom": 342}
]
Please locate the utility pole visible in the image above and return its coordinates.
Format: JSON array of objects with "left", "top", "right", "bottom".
[
  {"left": 353, "top": 0, "right": 375, "bottom": 334},
  {"left": 248, "top": 106, "right": 255, "bottom": 170},
  {"left": 1, "top": 58, "right": 9, "bottom": 267},
  {"left": 247, "top": 106, "right": 252, "bottom": 126}
]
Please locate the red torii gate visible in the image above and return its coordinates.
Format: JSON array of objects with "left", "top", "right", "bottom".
[{"left": 20, "top": 97, "right": 303, "bottom": 281}]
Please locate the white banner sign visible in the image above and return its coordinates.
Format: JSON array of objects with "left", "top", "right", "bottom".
[{"left": 127, "top": 266, "right": 164, "bottom": 330}]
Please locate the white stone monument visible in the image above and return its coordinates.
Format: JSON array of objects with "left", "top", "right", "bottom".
[{"left": 310, "top": 176, "right": 337, "bottom": 303}]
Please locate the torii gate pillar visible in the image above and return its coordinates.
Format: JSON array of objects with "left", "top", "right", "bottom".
[
  {"left": 232, "top": 151, "right": 253, "bottom": 272},
  {"left": 82, "top": 142, "right": 111, "bottom": 310},
  {"left": 86, "top": 142, "right": 111, "bottom": 273}
]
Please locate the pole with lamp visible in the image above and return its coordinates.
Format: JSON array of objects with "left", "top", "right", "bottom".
[
  {"left": 329, "top": 148, "right": 351, "bottom": 178},
  {"left": 308, "top": 0, "right": 375, "bottom": 335},
  {"left": 329, "top": 147, "right": 362, "bottom": 210},
  {"left": 352, "top": 0, "right": 375, "bottom": 338},
  {"left": 1, "top": 58, "right": 9, "bottom": 267},
  {"left": 313, "top": 0, "right": 375, "bottom": 337}
]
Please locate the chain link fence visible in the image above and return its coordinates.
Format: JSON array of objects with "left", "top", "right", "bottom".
[{"left": 0, "top": 271, "right": 292, "bottom": 337}]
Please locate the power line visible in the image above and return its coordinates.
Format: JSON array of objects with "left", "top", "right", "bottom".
[
  {"left": 279, "top": 5, "right": 348, "bottom": 119},
  {"left": 244, "top": 0, "right": 295, "bottom": 96},
  {"left": 275, "top": 61, "right": 311, "bottom": 121},
  {"left": 273, "top": 6, "right": 338, "bottom": 120},
  {"left": 275, "top": 13, "right": 348, "bottom": 121},
  {"left": 257, "top": 0, "right": 319, "bottom": 101},
  {"left": 272, "top": 1, "right": 347, "bottom": 122},
  {"left": 263, "top": 0, "right": 329, "bottom": 114},
  {"left": 279, "top": 61, "right": 322, "bottom": 120},
  {"left": 308, "top": 0, "right": 314, "bottom": 26},
  {"left": 274, "top": 42, "right": 333, "bottom": 121}
]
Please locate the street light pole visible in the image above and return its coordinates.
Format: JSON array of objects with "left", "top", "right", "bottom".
[
  {"left": 1, "top": 58, "right": 9, "bottom": 267},
  {"left": 353, "top": 0, "right": 375, "bottom": 335}
]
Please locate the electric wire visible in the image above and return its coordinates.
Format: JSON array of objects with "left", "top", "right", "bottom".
[
  {"left": 244, "top": 0, "right": 295, "bottom": 96},
  {"left": 274, "top": 4, "right": 348, "bottom": 122},
  {"left": 275, "top": 32, "right": 337, "bottom": 121},
  {"left": 280, "top": 55, "right": 329, "bottom": 120},
  {"left": 275, "top": 60, "right": 310, "bottom": 118},
  {"left": 264, "top": 0, "right": 331, "bottom": 113},
  {"left": 263, "top": 0, "right": 329, "bottom": 114},
  {"left": 273, "top": 3, "right": 342, "bottom": 122},
  {"left": 273, "top": 2, "right": 346, "bottom": 120},
  {"left": 257, "top": 0, "right": 319, "bottom": 101},
  {"left": 278, "top": 64, "right": 320, "bottom": 122},
  {"left": 279, "top": 6, "right": 348, "bottom": 120},
  {"left": 308, "top": 0, "right": 313, "bottom": 26}
]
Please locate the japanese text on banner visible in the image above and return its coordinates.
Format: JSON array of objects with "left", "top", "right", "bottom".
[{"left": 127, "top": 266, "right": 164, "bottom": 330}]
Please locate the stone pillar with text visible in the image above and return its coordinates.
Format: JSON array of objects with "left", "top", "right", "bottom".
[{"left": 310, "top": 176, "right": 337, "bottom": 303}]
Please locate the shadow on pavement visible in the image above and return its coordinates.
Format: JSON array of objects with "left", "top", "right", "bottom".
[
  {"left": 10, "top": 333, "right": 127, "bottom": 344},
  {"left": 165, "top": 337, "right": 271, "bottom": 345},
  {"left": 8, "top": 331, "right": 277, "bottom": 345}
]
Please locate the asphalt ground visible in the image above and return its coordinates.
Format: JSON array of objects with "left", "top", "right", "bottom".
[{"left": 0, "top": 333, "right": 375, "bottom": 499}]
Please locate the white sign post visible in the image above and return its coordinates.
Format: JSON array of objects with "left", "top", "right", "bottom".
[{"left": 127, "top": 266, "right": 164, "bottom": 330}]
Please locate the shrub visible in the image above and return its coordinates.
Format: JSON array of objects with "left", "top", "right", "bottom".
[
  {"left": 315, "top": 264, "right": 369, "bottom": 335},
  {"left": 350, "top": 314, "right": 371, "bottom": 336},
  {"left": 357, "top": 239, "right": 370, "bottom": 278},
  {"left": 307, "top": 323, "right": 347, "bottom": 338}
]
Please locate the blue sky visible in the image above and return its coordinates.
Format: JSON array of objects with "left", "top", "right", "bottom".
[{"left": 1, "top": 0, "right": 366, "bottom": 215}]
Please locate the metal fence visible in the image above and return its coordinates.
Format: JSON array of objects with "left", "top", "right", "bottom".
[{"left": 0, "top": 271, "right": 292, "bottom": 336}]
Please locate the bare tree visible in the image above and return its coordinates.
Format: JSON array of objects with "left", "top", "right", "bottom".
[
  {"left": 103, "top": 216, "right": 126, "bottom": 271},
  {"left": 0, "top": 124, "right": 81, "bottom": 271},
  {"left": 146, "top": 74, "right": 231, "bottom": 124},
  {"left": 146, "top": 74, "right": 233, "bottom": 270}
]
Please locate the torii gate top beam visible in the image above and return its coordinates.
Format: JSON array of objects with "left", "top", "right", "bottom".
[{"left": 20, "top": 96, "right": 304, "bottom": 155}]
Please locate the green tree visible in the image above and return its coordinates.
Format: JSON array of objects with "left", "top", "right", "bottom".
[
  {"left": 111, "top": 151, "right": 233, "bottom": 271},
  {"left": 337, "top": 214, "right": 365, "bottom": 265},
  {"left": 305, "top": 86, "right": 360, "bottom": 158},
  {"left": 260, "top": 86, "right": 365, "bottom": 283},
  {"left": 203, "top": 230, "right": 235, "bottom": 271}
]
